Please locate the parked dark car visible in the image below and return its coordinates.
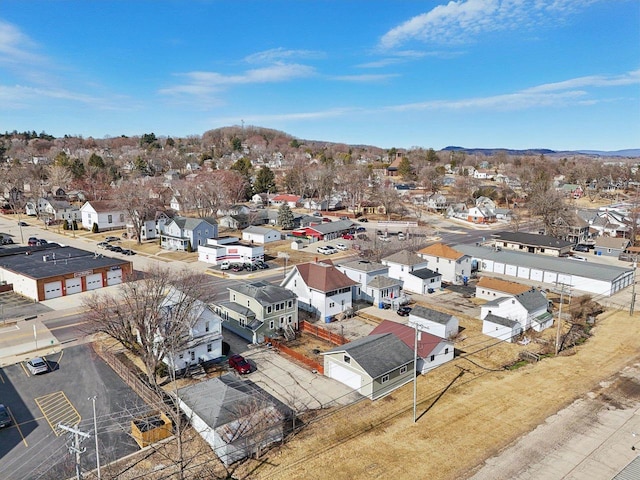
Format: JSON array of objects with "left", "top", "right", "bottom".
[
  {"left": 396, "top": 306, "right": 412, "bottom": 317},
  {"left": 229, "top": 354, "right": 251, "bottom": 374},
  {"left": 122, "top": 249, "right": 136, "bottom": 255},
  {"left": 359, "top": 218, "right": 368, "bottom": 223},
  {"left": 231, "top": 264, "right": 243, "bottom": 272},
  {"left": 105, "top": 236, "right": 119, "bottom": 242},
  {"left": 110, "top": 246, "right": 124, "bottom": 253},
  {"left": 28, "top": 237, "right": 38, "bottom": 246},
  {"left": 1, "top": 237, "right": 13, "bottom": 245},
  {"left": 18, "top": 221, "right": 28, "bottom": 227},
  {"left": 573, "top": 244, "right": 590, "bottom": 252},
  {"left": 0, "top": 404, "right": 11, "bottom": 428}
]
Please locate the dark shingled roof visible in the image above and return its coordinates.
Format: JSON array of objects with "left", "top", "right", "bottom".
[
  {"left": 410, "top": 305, "right": 457, "bottom": 325},
  {"left": 492, "top": 231, "right": 573, "bottom": 249},
  {"left": 483, "top": 313, "right": 520, "bottom": 329},
  {"left": 230, "top": 281, "right": 296, "bottom": 306},
  {"left": 323, "top": 333, "right": 414, "bottom": 378}
]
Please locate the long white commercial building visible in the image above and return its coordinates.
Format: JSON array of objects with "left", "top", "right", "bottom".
[{"left": 455, "top": 244, "right": 633, "bottom": 297}]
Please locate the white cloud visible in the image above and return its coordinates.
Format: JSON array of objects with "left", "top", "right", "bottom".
[
  {"left": 0, "top": 83, "right": 127, "bottom": 110},
  {"left": 214, "top": 107, "right": 360, "bottom": 125},
  {"left": 159, "top": 63, "right": 316, "bottom": 102},
  {"left": 523, "top": 69, "right": 640, "bottom": 93},
  {"left": 244, "top": 48, "right": 325, "bottom": 64},
  {"left": 379, "top": 0, "right": 599, "bottom": 50}
]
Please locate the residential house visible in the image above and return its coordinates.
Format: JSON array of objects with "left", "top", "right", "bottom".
[
  {"left": 446, "top": 203, "right": 469, "bottom": 220},
  {"left": 242, "top": 226, "right": 281, "bottom": 244},
  {"left": 425, "top": 193, "right": 449, "bottom": 213},
  {"left": 160, "top": 216, "right": 217, "bottom": 251},
  {"left": 480, "top": 288, "right": 553, "bottom": 333},
  {"left": 213, "top": 281, "right": 297, "bottom": 344},
  {"left": 79, "top": 201, "right": 127, "bottom": 231},
  {"left": 381, "top": 250, "right": 430, "bottom": 287},
  {"left": 554, "top": 214, "right": 590, "bottom": 245},
  {"left": 198, "top": 236, "right": 264, "bottom": 266},
  {"left": 417, "top": 243, "right": 472, "bottom": 284},
  {"left": 559, "top": 183, "right": 584, "bottom": 198},
  {"left": 177, "top": 375, "right": 286, "bottom": 466},
  {"left": 282, "top": 259, "right": 358, "bottom": 322},
  {"left": 158, "top": 289, "right": 224, "bottom": 373},
  {"left": 322, "top": 333, "right": 414, "bottom": 400},
  {"left": 408, "top": 305, "right": 459, "bottom": 340},
  {"left": 406, "top": 268, "right": 442, "bottom": 295},
  {"left": 217, "top": 204, "right": 252, "bottom": 217},
  {"left": 271, "top": 194, "right": 301, "bottom": 208},
  {"left": 475, "top": 277, "right": 532, "bottom": 301},
  {"left": 594, "top": 236, "right": 631, "bottom": 257},
  {"left": 481, "top": 314, "right": 523, "bottom": 343},
  {"left": 467, "top": 205, "right": 496, "bottom": 224},
  {"left": 491, "top": 231, "right": 573, "bottom": 257},
  {"left": 304, "top": 198, "right": 328, "bottom": 211},
  {"left": 37, "top": 198, "right": 80, "bottom": 223},
  {"left": 370, "top": 320, "right": 454, "bottom": 374},
  {"left": 218, "top": 214, "right": 250, "bottom": 230},
  {"left": 335, "top": 260, "right": 397, "bottom": 304}
]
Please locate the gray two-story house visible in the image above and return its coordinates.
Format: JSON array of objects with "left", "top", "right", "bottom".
[
  {"left": 213, "top": 281, "right": 298, "bottom": 344},
  {"left": 160, "top": 216, "right": 218, "bottom": 252}
]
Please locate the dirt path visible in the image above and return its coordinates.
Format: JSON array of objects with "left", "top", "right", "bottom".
[{"left": 242, "top": 309, "right": 640, "bottom": 480}]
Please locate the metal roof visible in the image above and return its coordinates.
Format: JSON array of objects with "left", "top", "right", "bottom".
[
  {"left": 230, "top": 281, "right": 296, "bottom": 305},
  {"left": 455, "top": 244, "right": 632, "bottom": 282},
  {"left": 492, "top": 231, "right": 573, "bottom": 249}
]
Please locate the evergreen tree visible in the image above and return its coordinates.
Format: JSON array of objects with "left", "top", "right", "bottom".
[
  {"left": 254, "top": 166, "right": 276, "bottom": 193},
  {"left": 278, "top": 204, "right": 295, "bottom": 230}
]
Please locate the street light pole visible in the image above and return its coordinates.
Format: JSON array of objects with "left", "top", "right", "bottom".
[{"left": 89, "top": 396, "right": 101, "bottom": 479}]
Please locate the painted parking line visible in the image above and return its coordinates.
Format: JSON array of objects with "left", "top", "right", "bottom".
[
  {"left": 34, "top": 391, "right": 81, "bottom": 436},
  {"left": 6, "top": 405, "right": 28, "bottom": 447}
]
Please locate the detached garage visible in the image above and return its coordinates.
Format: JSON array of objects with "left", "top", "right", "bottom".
[
  {"left": 0, "top": 245, "right": 132, "bottom": 301},
  {"left": 456, "top": 244, "right": 633, "bottom": 296}
]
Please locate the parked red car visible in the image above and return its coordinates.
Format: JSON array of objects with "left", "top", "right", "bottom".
[
  {"left": 229, "top": 354, "right": 251, "bottom": 374},
  {"left": 341, "top": 233, "right": 354, "bottom": 240}
]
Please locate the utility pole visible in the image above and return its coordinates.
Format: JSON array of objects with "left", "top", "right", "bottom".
[
  {"left": 630, "top": 258, "right": 637, "bottom": 315},
  {"left": 413, "top": 323, "right": 418, "bottom": 423},
  {"left": 89, "top": 396, "right": 101, "bottom": 480},
  {"left": 555, "top": 283, "right": 567, "bottom": 355},
  {"left": 59, "top": 423, "right": 90, "bottom": 480}
]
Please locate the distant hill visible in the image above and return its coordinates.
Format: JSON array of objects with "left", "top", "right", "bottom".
[{"left": 441, "top": 146, "right": 640, "bottom": 158}]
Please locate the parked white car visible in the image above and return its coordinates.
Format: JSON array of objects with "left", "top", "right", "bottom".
[
  {"left": 335, "top": 243, "right": 348, "bottom": 251},
  {"left": 317, "top": 246, "right": 337, "bottom": 255}
]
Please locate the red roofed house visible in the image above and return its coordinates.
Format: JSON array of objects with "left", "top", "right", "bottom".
[
  {"left": 271, "top": 194, "right": 302, "bottom": 208},
  {"left": 417, "top": 242, "right": 472, "bottom": 284},
  {"left": 370, "top": 320, "right": 454, "bottom": 374},
  {"left": 281, "top": 259, "right": 359, "bottom": 322}
]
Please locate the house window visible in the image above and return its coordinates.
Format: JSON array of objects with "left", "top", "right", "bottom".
[
  {"left": 179, "top": 354, "right": 184, "bottom": 360},
  {"left": 267, "top": 306, "right": 272, "bottom": 313},
  {"left": 275, "top": 303, "right": 280, "bottom": 311},
  {"left": 207, "top": 343, "right": 212, "bottom": 352},
  {"left": 232, "top": 294, "right": 236, "bottom": 301},
  {"left": 381, "top": 374, "right": 389, "bottom": 384},
  {"left": 269, "top": 320, "right": 274, "bottom": 329},
  {"left": 329, "top": 302, "right": 335, "bottom": 308},
  {"left": 445, "top": 348, "right": 449, "bottom": 355},
  {"left": 119, "top": 214, "right": 125, "bottom": 223},
  {"left": 344, "top": 355, "right": 350, "bottom": 364},
  {"left": 288, "top": 300, "right": 292, "bottom": 308},
  {"left": 205, "top": 321, "right": 210, "bottom": 332},
  {"left": 280, "top": 317, "right": 284, "bottom": 326},
  {"left": 190, "top": 351, "right": 195, "bottom": 362},
  {"left": 400, "top": 366, "right": 407, "bottom": 374},
  {"left": 430, "top": 355, "right": 435, "bottom": 361},
  {"left": 108, "top": 214, "right": 113, "bottom": 224},
  {"left": 288, "top": 316, "right": 292, "bottom": 324},
  {"left": 239, "top": 317, "right": 246, "bottom": 327}
]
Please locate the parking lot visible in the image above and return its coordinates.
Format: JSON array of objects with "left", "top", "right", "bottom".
[{"left": 0, "top": 344, "right": 148, "bottom": 480}]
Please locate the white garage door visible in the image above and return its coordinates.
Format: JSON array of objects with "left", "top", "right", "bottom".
[
  {"left": 328, "top": 362, "right": 361, "bottom": 390},
  {"left": 494, "top": 262, "right": 505, "bottom": 274},
  {"left": 106, "top": 269, "right": 122, "bottom": 286},
  {"left": 530, "top": 269, "right": 544, "bottom": 282},
  {"left": 86, "top": 273, "right": 103, "bottom": 291},
  {"left": 544, "top": 271, "right": 557, "bottom": 283},
  {"left": 44, "top": 281, "right": 63, "bottom": 299},
  {"left": 517, "top": 266, "right": 530, "bottom": 279},
  {"left": 505, "top": 264, "right": 518, "bottom": 277},
  {"left": 65, "top": 277, "right": 82, "bottom": 295}
]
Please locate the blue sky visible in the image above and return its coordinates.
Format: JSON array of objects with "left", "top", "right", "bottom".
[{"left": 1, "top": 0, "right": 638, "bottom": 151}]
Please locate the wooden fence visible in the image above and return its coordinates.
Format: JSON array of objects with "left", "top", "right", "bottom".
[
  {"left": 299, "top": 320, "right": 348, "bottom": 346},
  {"left": 92, "top": 343, "right": 164, "bottom": 407},
  {"left": 266, "top": 337, "right": 324, "bottom": 375}
]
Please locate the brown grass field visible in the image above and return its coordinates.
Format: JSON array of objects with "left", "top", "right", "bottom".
[{"left": 235, "top": 309, "right": 640, "bottom": 480}]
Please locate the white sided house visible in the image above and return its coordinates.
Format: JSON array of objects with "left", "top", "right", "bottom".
[
  {"left": 158, "top": 289, "right": 224, "bottom": 373},
  {"left": 480, "top": 288, "right": 553, "bottom": 334},
  {"left": 335, "top": 260, "right": 394, "bottom": 303},
  {"left": 241, "top": 226, "right": 281, "bottom": 244},
  {"left": 282, "top": 259, "right": 358, "bottom": 322},
  {"left": 408, "top": 305, "right": 459, "bottom": 340},
  {"left": 80, "top": 201, "right": 127, "bottom": 231},
  {"left": 381, "top": 250, "right": 429, "bottom": 286},
  {"left": 198, "top": 237, "right": 264, "bottom": 266},
  {"left": 475, "top": 277, "right": 532, "bottom": 301},
  {"left": 417, "top": 243, "right": 472, "bottom": 284},
  {"left": 371, "top": 320, "right": 454, "bottom": 374}
]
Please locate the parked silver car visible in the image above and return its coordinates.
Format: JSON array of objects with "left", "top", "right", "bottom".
[{"left": 26, "top": 357, "right": 49, "bottom": 375}]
